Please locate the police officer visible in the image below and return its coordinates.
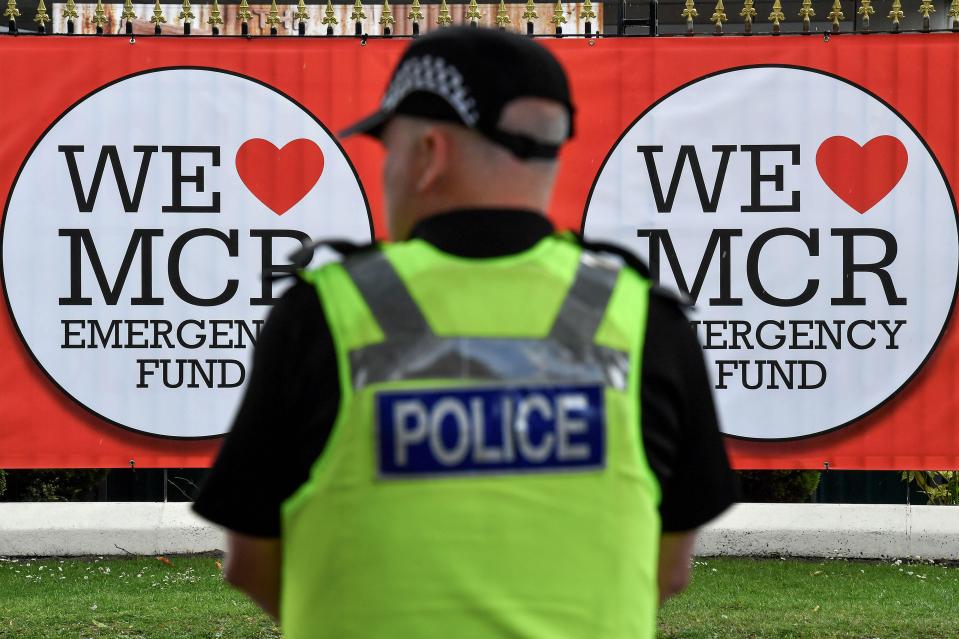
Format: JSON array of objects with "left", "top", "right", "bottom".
[{"left": 194, "top": 27, "right": 738, "bottom": 639}]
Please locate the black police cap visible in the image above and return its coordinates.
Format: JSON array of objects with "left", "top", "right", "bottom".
[{"left": 340, "top": 27, "right": 575, "bottom": 160}]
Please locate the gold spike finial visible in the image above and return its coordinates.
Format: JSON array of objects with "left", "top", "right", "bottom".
[
  {"left": 710, "top": 0, "right": 727, "bottom": 26},
  {"left": 466, "top": 0, "right": 482, "bottom": 22},
  {"left": 826, "top": 0, "right": 843, "bottom": 26},
  {"left": 150, "top": 0, "right": 165, "bottom": 24},
  {"left": 120, "top": 0, "right": 135, "bottom": 21},
  {"left": 34, "top": 0, "right": 49, "bottom": 25},
  {"left": 266, "top": 0, "right": 280, "bottom": 26},
  {"left": 62, "top": 0, "right": 78, "bottom": 19},
  {"left": 293, "top": 0, "right": 308, "bottom": 21},
  {"left": 496, "top": 0, "right": 511, "bottom": 25},
  {"left": 92, "top": 0, "right": 108, "bottom": 26},
  {"left": 322, "top": 0, "right": 337, "bottom": 23},
  {"left": 887, "top": 0, "right": 903, "bottom": 22},
  {"left": 178, "top": 0, "right": 194, "bottom": 23},
  {"left": 918, "top": 0, "right": 935, "bottom": 18},
  {"left": 949, "top": 0, "right": 959, "bottom": 26},
  {"left": 237, "top": 0, "right": 252, "bottom": 21},
  {"left": 408, "top": 0, "right": 423, "bottom": 20},
  {"left": 436, "top": 0, "right": 452, "bottom": 25},
  {"left": 379, "top": 0, "right": 394, "bottom": 25},
  {"left": 580, "top": 0, "right": 596, "bottom": 19},
  {"left": 739, "top": 0, "right": 756, "bottom": 23},
  {"left": 768, "top": 0, "right": 784, "bottom": 25},
  {"left": 207, "top": 0, "right": 223, "bottom": 24},
  {"left": 855, "top": 0, "right": 872, "bottom": 28},
  {"left": 798, "top": 0, "right": 814, "bottom": 22},
  {"left": 4, "top": 0, "right": 21, "bottom": 21},
  {"left": 350, "top": 0, "right": 366, "bottom": 22},
  {"left": 681, "top": 0, "right": 698, "bottom": 20},
  {"left": 522, "top": 0, "right": 538, "bottom": 20},
  {"left": 550, "top": 0, "right": 566, "bottom": 24}
]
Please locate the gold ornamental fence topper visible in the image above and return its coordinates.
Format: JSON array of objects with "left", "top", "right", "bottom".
[{"left": 1, "top": 0, "right": 958, "bottom": 38}]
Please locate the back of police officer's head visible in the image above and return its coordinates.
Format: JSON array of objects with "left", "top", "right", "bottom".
[{"left": 341, "top": 27, "right": 575, "bottom": 240}]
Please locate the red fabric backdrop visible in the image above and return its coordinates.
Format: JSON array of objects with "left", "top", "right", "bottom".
[{"left": 1, "top": 35, "right": 957, "bottom": 469}]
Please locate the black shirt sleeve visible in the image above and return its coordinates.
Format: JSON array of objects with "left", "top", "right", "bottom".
[
  {"left": 641, "top": 289, "right": 740, "bottom": 532},
  {"left": 192, "top": 279, "right": 339, "bottom": 537}
]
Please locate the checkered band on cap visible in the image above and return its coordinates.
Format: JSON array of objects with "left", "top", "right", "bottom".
[{"left": 381, "top": 55, "right": 480, "bottom": 127}]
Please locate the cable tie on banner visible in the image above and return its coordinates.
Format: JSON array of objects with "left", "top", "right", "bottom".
[
  {"left": 798, "top": 0, "right": 814, "bottom": 33},
  {"left": 856, "top": 0, "right": 873, "bottom": 32},
  {"left": 322, "top": 0, "right": 338, "bottom": 35},
  {"left": 740, "top": 0, "right": 756, "bottom": 34},
  {"left": 681, "top": 0, "right": 697, "bottom": 35},
  {"left": 710, "top": 0, "right": 727, "bottom": 34},
  {"left": 266, "top": 0, "right": 281, "bottom": 36},
  {"left": 150, "top": 0, "right": 167, "bottom": 33},
  {"left": 208, "top": 0, "right": 223, "bottom": 35}
]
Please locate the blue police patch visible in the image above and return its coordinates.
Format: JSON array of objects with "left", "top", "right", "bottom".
[{"left": 376, "top": 385, "right": 605, "bottom": 477}]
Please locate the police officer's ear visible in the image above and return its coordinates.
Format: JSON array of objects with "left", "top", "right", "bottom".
[{"left": 413, "top": 124, "right": 455, "bottom": 194}]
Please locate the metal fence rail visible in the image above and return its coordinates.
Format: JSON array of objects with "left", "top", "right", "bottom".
[{"left": 1, "top": 0, "right": 957, "bottom": 38}]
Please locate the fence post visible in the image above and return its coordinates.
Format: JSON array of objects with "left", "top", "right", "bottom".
[
  {"left": 4, "top": 0, "right": 18, "bottom": 34},
  {"left": 151, "top": 0, "right": 165, "bottom": 33},
  {"left": 208, "top": 0, "right": 223, "bottom": 33},
  {"left": 380, "top": 0, "right": 394, "bottom": 36},
  {"left": 295, "top": 0, "right": 308, "bottom": 34},
  {"left": 34, "top": 0, "right": 49, "bottom": 32},
  {"left": 63, "top": 0, "right": 77, "bottom": 32},
  {"left": 267, "top": 0, "right": 280, "bottom": 35},
  {"left": 323, "top": 0, "right": 337, "bottom": 35},
  {"left": 522, "top": 0, "right": 537, "bottom": 34},
  {"left": 93, "top": 0, "right": 107, "bottom": 33},
  {"left": 887, "top": 0, "right": 902, "bottom": 31},
  {"left": 581, "top": 0, "right": 596, "bottom": 34},
  {"left": 649, "top": 0, "right": 658, "bottom": 34},
  {"left": 496, "top": 0, "right": 510, "bottom": 29}
]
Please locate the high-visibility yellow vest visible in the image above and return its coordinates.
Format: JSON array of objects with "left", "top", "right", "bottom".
[{"left": 281, "top": 234, "right": 661, "bottom": 639}]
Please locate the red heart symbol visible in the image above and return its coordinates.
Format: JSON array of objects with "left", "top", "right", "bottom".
[
  {"left": 235, "top": 138, "right": 324, "bottom": 215},
  {"left": 815, "top": 135, "right": 908, "bottom": 214}
]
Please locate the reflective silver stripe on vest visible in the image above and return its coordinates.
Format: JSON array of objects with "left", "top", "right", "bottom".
[{"left": 344, "top": 250, "right": 629, "bottom": 391}]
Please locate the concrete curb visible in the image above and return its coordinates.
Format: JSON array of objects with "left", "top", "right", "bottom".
[
  {"left": 694, "top": 503, "right": 959, "bottom": 560},
  {"left": 0, "top": 503, "right": 224, "bottom": 557},
  {"left": 1, "top": 502, "right": 957, "bottom": 559}
]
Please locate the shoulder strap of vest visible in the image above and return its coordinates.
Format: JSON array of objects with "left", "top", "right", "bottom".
[
  {"left": 341, "top": 239, "right": 623, "bottom": 346},
  {"left": 342, "top": 249, "right": 435, "bottom": 339}
]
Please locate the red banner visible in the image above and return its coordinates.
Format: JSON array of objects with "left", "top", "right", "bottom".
[{"left": 1, "top": 35, "right": 957, "bottom": 469}]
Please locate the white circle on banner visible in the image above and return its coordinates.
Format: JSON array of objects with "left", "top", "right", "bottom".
[
  {"left": 584, "top": 66, "right": 959, "bottom": 440},
  {"left": 2, "top": 68, "right": 372, "bottom": 438}
]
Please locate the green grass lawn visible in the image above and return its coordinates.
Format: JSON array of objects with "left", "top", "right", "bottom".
[{"left": 1, "top": 555, "right": 957, "bottom": 638}]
